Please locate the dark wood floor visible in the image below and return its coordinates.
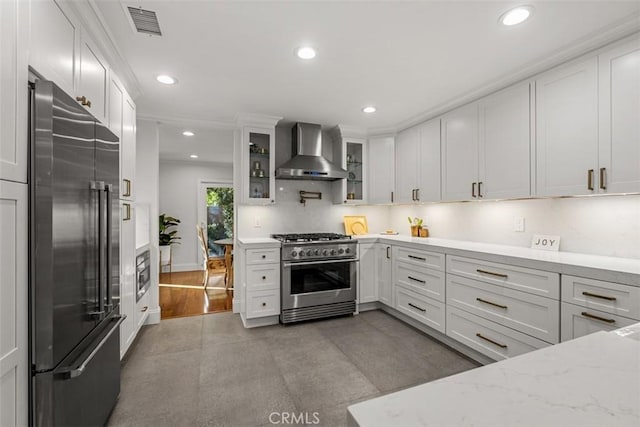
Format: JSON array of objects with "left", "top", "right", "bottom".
[{"left": 159, "top": 268, "right": 233, "bottom": 320}]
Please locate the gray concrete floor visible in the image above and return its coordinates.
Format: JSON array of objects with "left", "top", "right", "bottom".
[{"left": 107, "top": 310, "right": 479, "bottom": 427}]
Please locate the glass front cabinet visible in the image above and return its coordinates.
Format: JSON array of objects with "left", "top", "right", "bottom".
[
  {"left": 237, "top": 115, "right": 281, "bottom": 204},
  {"left": 332, "top": 126, "right": 367, "bottom": 204}
]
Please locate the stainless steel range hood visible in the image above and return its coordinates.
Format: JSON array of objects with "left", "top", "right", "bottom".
[{"left": 275, "top": 123, "right": 347, "bottom": 181}]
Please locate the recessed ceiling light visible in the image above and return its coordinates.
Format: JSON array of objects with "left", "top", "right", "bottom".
[
  {"left": 296, "top": 46, "right": 316, "bottom": 60},
  {"left": 499, "top": 6, "right": 534, "bottom": 26},
  {"left": 189, "top": 154, "right": 198, "bottom": 159},
  {"left": 362, "top": 106, "right": 377, "bottom": 114},
  {"left": 182, "top": 131, "right": 194, "bottom": 136},
  {"left": 156, "top": 74, "right": 177, "bottom": 85}
]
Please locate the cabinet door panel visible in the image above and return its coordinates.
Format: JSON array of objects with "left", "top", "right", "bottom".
[
  {"left": 417, "top": 119, "right": 441, "bottom": 202},
  {"left": 30, "top": 0, "right": 78, "bottom": 96},
  {"left": 78, "top": 37, "right": 108, "bottom": 123},
  {"left": 0, "top": 0, "right": 28, "bottom": 183},
  {"left": 108, "top": 78, "right": 123, "bottom": 138},
  {"left": 479, "top": 83, "right": 531, "bottom": 199},
  {"left": 358, "top": 243, "right": 377, "bottom": 304},
  {"left": 119, "top": 202, "right": 135, "bottom": 358},
  {"left": 536, "top": 57, "right": 598, "bottom": 196},
  {"left": 395, "top": 127, "right": 419, "bottom": 203},
  {"left": 121, "top": 97, "right": 136, "bottom": 200},
  {"left": 368, "top": 137, "right": 395, "bottom": 204},
  {"left": 441, "top": 103, "right": 479, "bottom": 201},
  {"left": 377, "top": 244, "right": 393, "bottom": 306},
  {"left": 599, "top": 38, "right": 640, "bottom": 193}
]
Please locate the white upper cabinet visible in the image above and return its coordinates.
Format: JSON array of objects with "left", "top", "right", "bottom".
[
  {"left": 598, "top": 37, "right": 640, "bottom": 194},
  {"left": 108, "top": 77, "right": 124, "bottom": 138},
  {"left": 535, "top": 57, "right": 598, "bottom": 196},
  {"left": 121, "top": 96, "right": 136, "bottom": 200},
  {"left": 368, "top": 136, "right": 395, "bottom": 204},
  {"left": 478, "top": 82, "right": 531, "bottom": 199},
  {"left": 334, "top": 137, "right": 368, "bottom": 204},
  {"left": 0, "top": 0, "right": 28, "bottom": 183},
  {"left": 78, "top": 34, "right": 109, "bottom": 123},
  {"left": 395, "top": 126, "right": 419, "bottom": 204},
  {"left": 395, "top": 119, "right": 440, "bottom": 203},
  {"left": 30, "top": 0, "right": 79, "bottom": 97},
  {"left": 441, "top": 103, "right": 479, "bottom": 201}
]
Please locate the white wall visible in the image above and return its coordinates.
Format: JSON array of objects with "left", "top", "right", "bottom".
[
  {"left": 159, "top": 160, "right": 233, "bottom": 271},
  {"left": 390, "top": 195, "right": 640, "bottom": 259},
  {"left": 136, "top": 119, "right": 161, "bottom": 323}
]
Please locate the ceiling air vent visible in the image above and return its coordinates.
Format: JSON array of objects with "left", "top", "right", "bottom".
[{"left": 127, "top": 6, "right": 162, "bottom": 36}]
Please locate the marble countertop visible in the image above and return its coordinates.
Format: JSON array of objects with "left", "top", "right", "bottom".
[
  {"left": 348, "top": 325, "right": 640, "bottom": 427},
  {"left": 354, "top": 235, "right": 640, "bottom": 286},
  {"left": 236, "top": 237, "right": 281, "bottom": 246}
]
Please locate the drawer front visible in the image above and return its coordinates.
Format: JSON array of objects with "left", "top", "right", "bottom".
[
  {"left": 246, "top": 264, "right": 280, "bottom": 291},
  {"left": 447, "top": 255, "right": 560, "bottom": 299},
  {"left": 447, "top": 275, "right": 560, "bottom": 343},
  {"left": 394, "top": 262, "right": 445, "bottom": 302},
  {"left": 560, "top": 302, "right": 637, "bottom": 342},
  {"left": 446, "top": 306, "right": 550, "bottom": 361},
  {"left": 246, "top": 289, "right": 280, "bottom": 319},
  {"left": 394, "top": 284, "right": 445, "bottom": 333},
  {"left": 395, "top": 246, "right": 445, "bottom": 271},
  {"left": 561, "top": 275, "right": 640, "bottom": 320},
  {"left": 246, "top": 248, "right": 279, "bottom": 265}
]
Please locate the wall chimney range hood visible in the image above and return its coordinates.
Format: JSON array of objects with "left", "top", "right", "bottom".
[{"left": 275, "top": 123, "right": 347, "bottom": 181}]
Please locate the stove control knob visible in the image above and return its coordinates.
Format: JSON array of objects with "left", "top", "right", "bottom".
[
  {"left": 306, "top": 250, "right": 313, "bottom": 256},
  {"left": 330, "top": 249, "right": 336, "bottom": 256},
  {"left": 345, "top": 248, "right": 351, "bottom": 254},
  {"left": 291, "top": 251, "right": 297, "bottom": 257},
  {"left": 299, "top": 251, "right": 305, "bottom": 257},
  {"left": 338, "top": 248, "right": 344, "bottom": 254},
  {"left": 322, "top": 250, "right": 328, "bottom": 256},
  {"left": 314, "top": 249, "right": 320, "bottom": 255}
]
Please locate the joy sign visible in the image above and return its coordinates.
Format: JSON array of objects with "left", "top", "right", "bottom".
[{"left": 531, "top": 234, "right": 561, "bottom": 251}]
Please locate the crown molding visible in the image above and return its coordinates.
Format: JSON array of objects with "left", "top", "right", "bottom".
[
  {"left": 395, "top": 17, "right": 640, "bottom": 132},
  {"left": 235, "top": 113, "right": 283, "bottom": 127},
  {"left": 138, "top": 113, "right": 238, "bottom": 130}
]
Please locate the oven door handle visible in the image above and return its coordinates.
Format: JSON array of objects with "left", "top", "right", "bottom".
[{"left": 283, "top": 258, "right": 357, "bottom": 268}]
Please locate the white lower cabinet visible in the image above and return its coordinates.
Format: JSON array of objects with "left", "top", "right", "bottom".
[
  {"left": 394, "top": 262, "right": 445, "bottom": 303},
  {"left": 560, "top": 302, "right": 636, "bottom": 342},
  {"left": 376, "top": 244, "right": 393, "bottom": 306},
  {"left": 136, "top": 291, "right": 150, "bottom": 330},
  {"left": 119, "top": 201, "right": 137, "bottom": 358},
  {"left": 241, "top": 244, "right": 281, "bottom": 325},
  {"left": 246, "top": 289, "right": 280, "bottom": 319},
  {"left": 447, "top": 306, "right": 549, "bottom": 361},
  {"left": 358, "top": 243, "right": 378, "bottom": 304},
  {"left": 0, "top": 181, "right": 28, "bottom": 427},
  {"left": 395, "top": 285, "right": 445, "bottom": 333}
]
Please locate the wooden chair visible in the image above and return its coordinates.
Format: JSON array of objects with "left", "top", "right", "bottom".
[{"left": 197, "top": 224, "right": 228, "bottom": 290}]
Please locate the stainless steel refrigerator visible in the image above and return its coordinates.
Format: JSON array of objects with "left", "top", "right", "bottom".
[{"left": 29, "top": 80, "right": 124, "bottom": 426}]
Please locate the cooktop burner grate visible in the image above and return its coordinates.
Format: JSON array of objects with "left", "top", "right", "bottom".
[{"left": 271, "top": 233, "right": 351, "bottom": 243}]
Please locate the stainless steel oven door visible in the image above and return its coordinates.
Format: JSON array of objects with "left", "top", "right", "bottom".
[{"left": 282, "top": 258, "right": 357, "bottom": 310}]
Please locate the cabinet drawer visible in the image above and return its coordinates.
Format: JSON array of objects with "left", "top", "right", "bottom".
[
  {"left": 395, "top": 247, "right": 444, "bottom": 271},
  {"left": 394, "top": 262, "right": 445, "bottom": 302},
  {"left": 446, "top": 306, "right": 550, "bottom": 361},
  {"left": 447, "top": 255, "right": 559, "bottom": 299},
  {"left": 246, "top": 289, "right": 280, "bottom": 319},
  {"left": 561, "top": 302, "right": 637, "bottom": 342},
  {"left": 447, "top": 275, "right": 559, "bottom": 343},
  {"left": 561, "top": 275, "right": 640, "bottom": 320},
  {"left": 246, "top": 248, "right": 279, "bottom": 265},
  {"left": 394, "top": 284, "right": 445, "bottom": 333},
  {"left": 136, "top": 292, "right": 150, "bottom": 329},
  {"left": 246, "top": 264, "right": 279, "bottom": 291}
]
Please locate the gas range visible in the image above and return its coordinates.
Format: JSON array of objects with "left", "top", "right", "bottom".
[{"left": 271, "top": 233, "right": 357, "bottom": 262}]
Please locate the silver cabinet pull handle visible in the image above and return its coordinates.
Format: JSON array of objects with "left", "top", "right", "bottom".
[
  {"left": 581, "top": 311, "right": 615, "bottom": 324},
  {"left": 123, "top": 179, "right": 132, "bottom": 197},
  {"left": 476, "top": 333, "right": 507, "bottom": 349},
  {"left": 582, "top": 291, "right": 616, "bottom": 301},
  {"left": 476, "top": 269, "right": 508, "bottom": 279},
  {"left": 408, "top": 276, "right": 426, "bottom": 284},
  {"left": 408, "top": 302, "right": 426, "bottom": 312},
  {"left": 408, "top": 255, "right": 426, "bottom": 261},
  {"left": 476, "top": 297, "right": 507, "bottom": 309}
]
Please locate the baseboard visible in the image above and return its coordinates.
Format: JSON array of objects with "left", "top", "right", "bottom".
[
  {"left": 144, "top": 307, "right": 161, "bottom": 325},
  {"left": 240, "top": 313, "right": 279, "bottom": 328},
  {"left": 232, "top": 298, "right": 240, "bottom": 314},
  {"left": 357, "top": 302, "right": 381, "bottom": 312}
]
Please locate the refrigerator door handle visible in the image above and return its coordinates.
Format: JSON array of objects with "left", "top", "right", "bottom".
[
  {"left": 105, "top": 184, "right": 114, "bottom": 311},
  {"left": 89, "top": 181, "right": 106, "bottom": 319},
  {"left": 60, "top": 314, "right": 126, "bottom": 379}
]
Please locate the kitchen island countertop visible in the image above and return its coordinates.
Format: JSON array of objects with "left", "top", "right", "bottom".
[{"left": 348, "top": 323, "right": 640, "bottom": 427}]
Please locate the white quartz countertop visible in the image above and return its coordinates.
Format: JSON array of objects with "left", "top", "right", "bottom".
[
  {"left": 348, "top": 325, "right": 640, "bottom": 427},
  {"left": 236, "top": 237, "right": 281, "bottom": 246},
  {"left": 354, "top": 235, "right": 640, "bottom": 286}
]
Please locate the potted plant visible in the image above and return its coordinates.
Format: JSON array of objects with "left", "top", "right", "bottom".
[
  {"left": 159, "top": 214, "right": 181, "bottom": 269},
  {"left": 407, "top": 216, "right": 424, "bottom": 237}
]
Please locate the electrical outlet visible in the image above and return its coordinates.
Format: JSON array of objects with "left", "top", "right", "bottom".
[
  {"left": 254, "top": 216, "right": 261, "bottom": 228},
  {"left": 514, "top": 216, "right": 525, "bottom": 232}
]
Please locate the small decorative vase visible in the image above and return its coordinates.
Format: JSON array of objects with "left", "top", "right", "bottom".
[
  {"left": 410, "top": 225, "right": 421, "bottom": 237},
  {"left": 419, "top": 228, "right": 429, "bottom": 238}
]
